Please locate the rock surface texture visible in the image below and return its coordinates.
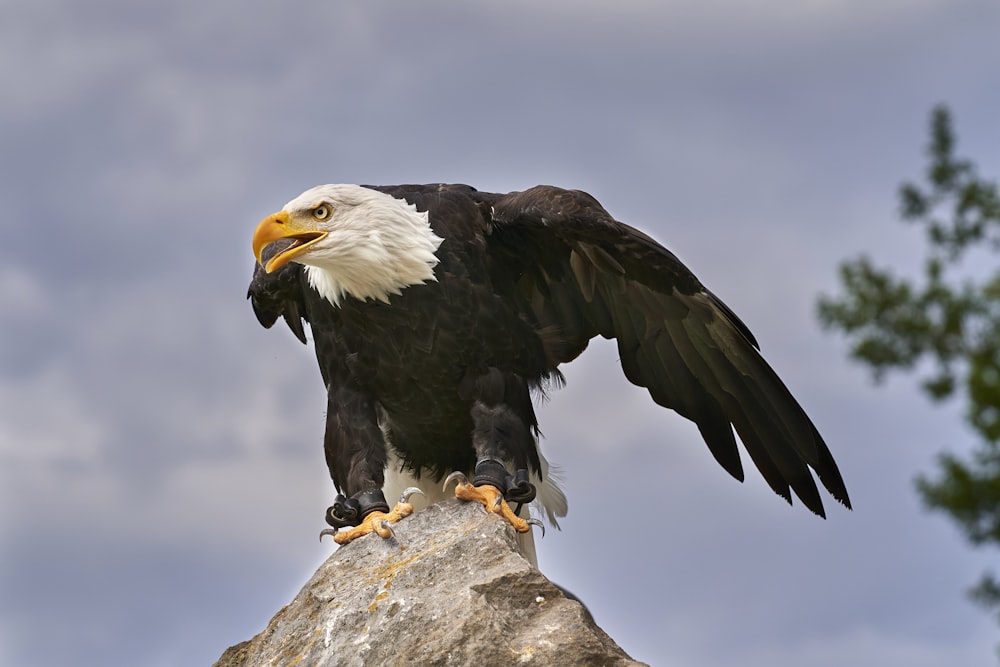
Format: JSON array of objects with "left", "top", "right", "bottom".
[{"left": 214, "top": 499, "right": 646, "bottom": 667}]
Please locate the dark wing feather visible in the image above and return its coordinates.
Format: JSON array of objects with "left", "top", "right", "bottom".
[
  {"left": 247, "top": 241, "right": 379, "bottom": 494},
  {"left": 486, "top": 185, "right": 850, "bottom": 516},
  {"left": 247, "top": 240, "right": 309, "bottom": 345}
]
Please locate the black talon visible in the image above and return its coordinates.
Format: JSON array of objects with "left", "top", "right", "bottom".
[
  {"left": 319, "top": 528, "right": 339, "bottom": 542},
  {"left": 526, "top": 517, "right": 545, "bottom": 537},
  {"left": 399, "top": 487, "right": 425, "bottom": 504},
  {"left": 443, "top": 471, "right": 468, "bottom": 492}
]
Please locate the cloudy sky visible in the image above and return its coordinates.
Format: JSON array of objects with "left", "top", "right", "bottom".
[{"left": 2, "top": 1, "right": 999, "bottom": 665}]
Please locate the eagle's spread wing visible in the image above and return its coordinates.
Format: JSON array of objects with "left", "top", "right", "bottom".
[{"left": 485, "top": 185, "right": 850, "bottom": 516}]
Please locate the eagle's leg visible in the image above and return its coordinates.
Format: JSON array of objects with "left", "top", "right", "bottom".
[
  {"left": 443, "top": 461, "right": 543, "bottom": 535},
  {"left": 442, "top": 395, "right": 545, "bottom": 533},
  {"left": 319, "top": 487, "right": 424, "bottom": 544}
]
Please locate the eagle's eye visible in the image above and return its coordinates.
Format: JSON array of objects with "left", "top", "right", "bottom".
[{"left": 312, "top": 204, "right": 332, "bottom": 221}]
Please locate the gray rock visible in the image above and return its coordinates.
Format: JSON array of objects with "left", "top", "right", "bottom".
[{"left": 214, "top": 499, "right": 646, "bottom": 667}]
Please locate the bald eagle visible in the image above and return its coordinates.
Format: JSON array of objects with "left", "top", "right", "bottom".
[{"left": 249, "top": 183, "right": 850, "bottom": 545}]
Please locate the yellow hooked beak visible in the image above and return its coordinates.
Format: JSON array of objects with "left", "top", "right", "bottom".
[{"left": 251, "top": 210, "right": 328, "bottom": 273}]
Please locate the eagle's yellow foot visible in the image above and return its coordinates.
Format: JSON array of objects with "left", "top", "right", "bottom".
[
  {"left": 319, "top": 487, "right": 423, "bottom": 544},
  {"left": 443, "top": 472, "right": 543, "bottom": 535}
]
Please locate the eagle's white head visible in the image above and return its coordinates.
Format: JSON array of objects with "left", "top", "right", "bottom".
[{"left": 252, "top": 184, "right": 444, "bottom": 306}]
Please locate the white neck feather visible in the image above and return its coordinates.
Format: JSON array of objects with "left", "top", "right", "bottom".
[{"left": 287, "top": 185, "right": 444, "bottom": 306}]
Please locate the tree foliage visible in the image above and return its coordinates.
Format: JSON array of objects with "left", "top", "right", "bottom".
[{"left": 817, "top": 105, "right": 1000, "bottom": 625}]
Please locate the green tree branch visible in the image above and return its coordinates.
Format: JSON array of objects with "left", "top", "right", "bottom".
[{"left": 817, "top": 105, "right": 1000, "bottom": 629}]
